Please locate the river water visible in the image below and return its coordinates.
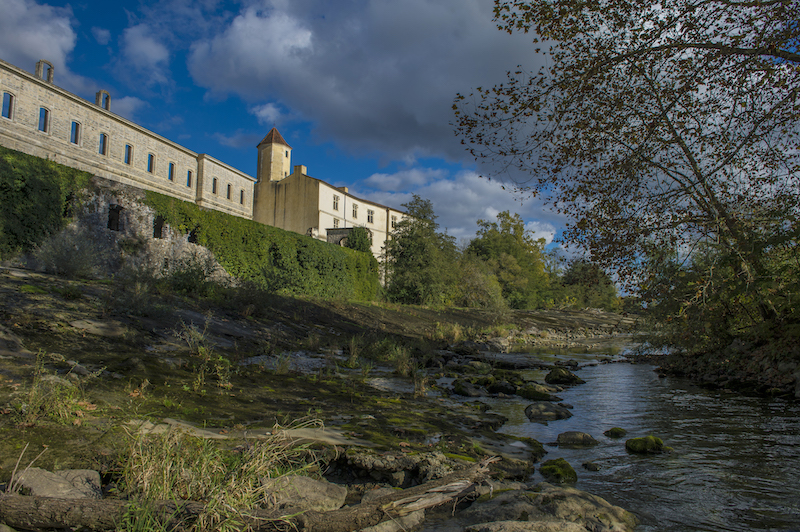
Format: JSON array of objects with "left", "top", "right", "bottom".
[{"left": 478, "top": 351, "right": 800, "bottom": 531}]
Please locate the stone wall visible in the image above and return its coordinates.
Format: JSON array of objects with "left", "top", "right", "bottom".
[{"left": 0, "top": 58, "right": 253, "bottom": 220}]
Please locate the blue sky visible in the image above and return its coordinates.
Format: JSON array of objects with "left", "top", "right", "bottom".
[{"left": 0, "top": 0, "right": 566, "bottom": 244}]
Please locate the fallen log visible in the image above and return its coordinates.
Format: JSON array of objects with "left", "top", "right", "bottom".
[
  {"left": 0, "top": 496, "right": 203, "bottom": 531},
  {"left": 0, "top": 457, "right": 497, "bottom": 532}
]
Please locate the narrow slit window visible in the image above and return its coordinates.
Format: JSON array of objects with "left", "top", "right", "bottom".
[
  {"left": 186, "top": 170, "right": 193, "bottom": 187},
  {"left": 70, "top": 121, "right": 81, "bottom": 145},
  {"left": 99, "top": 133, "right": 108, "bottom": 155},
  {"left": 147, "top": 154, "right": 155, "bottom": 173},
  {"left": 212, "top": 178, "right": 218, "bottom": 194},
  {"left": 1, "top": 93, "right": 13, "bottom": 119},
  {"left": 124, "top": 144, "right": 133, "bottom": 165},
  {"left": 240, "top": 189, "right": 245, "bottom": 205},
  {"left": 38, "top": 108, "right": 49, "bottom": 132},
  {"left": 226, "top": 183, "right": 231, "bottom": 200},
  {"left": 168, "top": 162, "right": 175, "bottom": 181}
]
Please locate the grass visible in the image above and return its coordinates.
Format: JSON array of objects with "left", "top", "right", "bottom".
[{"left": 121, "top": 418, "right": 322, "bottom": 531}]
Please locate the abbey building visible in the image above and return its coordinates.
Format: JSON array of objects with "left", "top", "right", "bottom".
[{"left": 0, "top": 58, "right": 403, "bottom": 259}]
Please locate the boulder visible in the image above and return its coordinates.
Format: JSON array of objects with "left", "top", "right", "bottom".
[
  {"left": 539, "top": 458, "right": 577, "bottom": 483},
  {"left": 582, "top": 461, "right": 602, "bottom": 472},
  {"left": 459, "top": 483, "right": 638, "bottom": 532},
  {"left": 544, "top": 367, "right": 585, "bottom": 385},
  {"left": 487, "top": 380, "right": 517, "bottom": 395},
  {"left": 604, "top": 427, "right": 627, "bottom": 438},
  {"left": 14, "top": 468, "right": 101, "bottom": 499},
  {"left": 524, "top": 402, "right": 573, "bottom": 423},
  {"left": 625, "top": 435, "right": 670, "bottom": 454},
  {"left": 263, "top": 475, "right": 347, "bottom": 512},
  {"left": 555, "top": 432, "right": 599, "bottom": 447},
  {"left": 517, "top": 383, "right": 561, "bottom": 401}
]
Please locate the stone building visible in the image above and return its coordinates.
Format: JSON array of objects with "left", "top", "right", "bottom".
[
  {"left": 0, "top": 57, "right": 403, "bottom": 260},
  {"left": 253, "top": 128, "right": 404, "bottom": 258}
]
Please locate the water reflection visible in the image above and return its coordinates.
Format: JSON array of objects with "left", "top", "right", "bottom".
[{"left": 483, "top": 355, "right": 800, "bottom": 532}]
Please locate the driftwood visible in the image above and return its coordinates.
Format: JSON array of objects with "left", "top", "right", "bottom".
[{"left": 0, "top": 457, "right": 497, "bottom": 532}]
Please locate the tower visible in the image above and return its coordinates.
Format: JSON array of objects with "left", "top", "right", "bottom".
[{"left": 256, "top": 127, "right": 291, "bottom": 182}]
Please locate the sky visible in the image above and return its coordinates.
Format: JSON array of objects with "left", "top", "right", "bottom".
[{"left": 0, "top": 0, "right": 566, "bottom": 246}]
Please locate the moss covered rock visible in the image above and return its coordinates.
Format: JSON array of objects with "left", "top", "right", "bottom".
[
  {"left": 517, "top": 383, "right": 554, "bottom": 401},
  {"left": 625, "top": 435, "right": 670, "bottom": 454},
  {"left": 544, "top": 367, "right": 586, "bottom": 385},
  {"left": 539, "top": 458, "right": 577, "bottom": 483},
  {"left": 604, "top": 427, "right": 627, "bottom": 438}
]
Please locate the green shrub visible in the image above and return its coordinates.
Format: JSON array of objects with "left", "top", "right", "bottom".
[{"left": 143, "top": 191, "right": 380, "bottom": 300}]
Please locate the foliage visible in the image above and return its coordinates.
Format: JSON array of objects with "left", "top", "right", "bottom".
[
  {"left": 384, "top": 195, "right": 459, "bottom": 305},
  {"left": 467, "top": 211, "right": 548, "bottom": 308},
  {"left": 143, "top": 191, "right": 380, "bottom": 300},
  {"left": 346, "top": 226, "right": 372, "bottom": 253},
  {"left": 455, "top": 0, "right": 800, "bottom": 342},
  {"left": 558, "top": 260, "right": 620, "bottom": 311},
  {"left": 0, "top": 145, "right": 92, "bottom": 258}
]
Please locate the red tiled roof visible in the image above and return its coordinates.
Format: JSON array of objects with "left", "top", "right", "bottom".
[{"left": 258, "top": 127, "right": 291, "bottom": 149}]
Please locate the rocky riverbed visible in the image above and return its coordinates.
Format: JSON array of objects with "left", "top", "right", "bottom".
[{"left": 0, "top": 266, "right": 649, "bottom": 530}]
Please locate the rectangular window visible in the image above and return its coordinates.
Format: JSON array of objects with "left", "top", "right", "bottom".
[
  {"left": 124, "top": 144, "right": 133, "bottom": 165},
  {"left": 212, "top": 178, "right": 218, "bottom": 194},
  {"left": 70, "top": 121, "right": 80, "bottom": 144},
  {"left": 240, "top": 189, "right": 245, "bottom": 205},
  {"left": 352, "top": 204, "right": 358, "bottom": 219},
  {"left": 168, "top": 162, "right": 175, "bottom": 181},
  {"left": 333, "top": 195, "right": 339, "bottom": 211},
  {"left": 226, "top": 184, "right": 232, "bottom": 199},
  {"left": 186, "top": 170, "right": 193, "bottom": 187},
  {"left": 2, "top": 92, "right": 13, "bottom": 119},
  {"left": 367, "top": 209, "right": 374, "bottom": 224},
  {"left": 38, "top": 108, "right": 49, "bottom": 132},
  {"left": 333, "top": 218, "right": 339, "bottom": 228},
  {"left": 98, "top": 133, "right": 108, "bottom": 155},
  {"left": 391, "top": 215, "right": 397, "bottom": 229},
  {"left": 147, "top": 154, "right": 155, "bottom": 173}
]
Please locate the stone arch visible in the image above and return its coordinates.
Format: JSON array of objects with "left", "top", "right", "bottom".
[
  {"left": 35, "top": 60, "right": 54, "bottom": 83},
  {"left": 95, "top": 90, "right": 111, "bottom": 111}
]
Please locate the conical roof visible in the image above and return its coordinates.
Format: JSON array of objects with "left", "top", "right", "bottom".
[{"left": 258, "top": 127, "right": 291, "bottom": 148}]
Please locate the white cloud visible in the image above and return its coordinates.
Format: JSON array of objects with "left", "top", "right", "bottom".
[
  {"left": 120, "top": 24, "right": 170, "bottom": 88},
  {"left": 250, "top": 103, "right": 285, "bottom": 125},
  {"left": 363, "top": 168, "right": 445, "bottom": 192},
  {"left": 112, "top": 96, "right": 148, "bottom": 121},
  {"left": 92, "top": 27, "right": 111, "bottom": 45},
  {"left": 365, "top": 169, "right": 566, "bottom": 243},
  {"left": 0, "top": 0, "right": 92, "bottom": 93},
  {"left": 186, "top": 0, "right": 540, "bottom": 162}
]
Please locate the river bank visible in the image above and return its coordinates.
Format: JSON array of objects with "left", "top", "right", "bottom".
[{"left": 0, "top": 265, "right": 648, "bottom": 530}]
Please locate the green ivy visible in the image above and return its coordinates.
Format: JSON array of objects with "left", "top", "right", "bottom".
[
  {"left": 143, "top": 191, "right": 380, "bottom": 300},
  {"left": 0, "top": 146, "right": 92, "bottom": 258}
]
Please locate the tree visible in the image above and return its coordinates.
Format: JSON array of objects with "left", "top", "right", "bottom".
[
  {"left": 467, "top": 211, "right": 548, "bottom": 308},
  {"left": 346, "top": 226, "right": 372, "bottom": 253},
  {"left": 455, "top": 0, "right": 800, "bottom": 335},
  {"left": 560, "top": 260, "right": 620, "bottom": 312},
  {"left": 383, "top": 195, "right": 459, "bottom": 305}
]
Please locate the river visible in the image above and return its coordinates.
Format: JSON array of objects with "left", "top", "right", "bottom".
[{"left": 478, "top": 351, "right": 800, "bottom": 531}]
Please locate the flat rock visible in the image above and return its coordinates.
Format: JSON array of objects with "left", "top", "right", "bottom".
[
  {"left": 264, "top": 475, "right": 347, "bottom": 512},
  {"left": 69, "top": 319, "right": 127, "bottom": 338},
  {"left": 555, "top": 432, "right": 599, "bottom": 447},
  {"left": 15, "top": 468, "right": 101, "bottom": 499}
]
